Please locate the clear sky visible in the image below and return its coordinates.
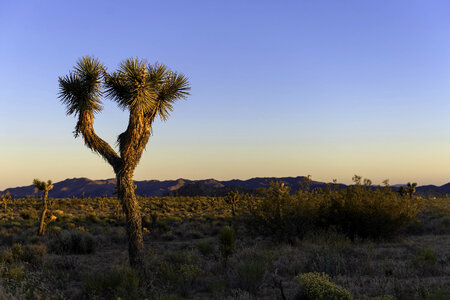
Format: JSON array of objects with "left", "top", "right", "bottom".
[{"left": 1, "top": 0, "right": 450, "bottom": 190}]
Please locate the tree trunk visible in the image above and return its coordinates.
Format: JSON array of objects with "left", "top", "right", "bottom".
[
  {"left": 116, "top": 170, "right": 145, "bottom": 273},
  {"left": 38, "top": 190, "right": 48, "bottom": 236}
]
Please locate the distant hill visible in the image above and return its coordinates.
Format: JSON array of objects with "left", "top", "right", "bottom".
[
  {"left": 2, "top": 176, "right": 342, "bottom": 198},
  {"left": 1, "top": 177, "right": 449, "bottom": 198}
]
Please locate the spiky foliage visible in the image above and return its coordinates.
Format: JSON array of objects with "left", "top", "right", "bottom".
[
  {"left": 147, "top": 63, "right": 190, "bottom": 121},
  {"left": 105, "top": 60, "right": 190, "bottom": 118},
  {"left": 58, "top": 57, "right": 104, "bottom": 116},
  {"left": 33, "top": 179, "right": 53, "bottom": 192},
  {"left": 105, "top": 58, "right": 156, "bottom": 113}
]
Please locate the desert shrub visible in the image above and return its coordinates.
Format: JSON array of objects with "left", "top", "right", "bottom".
[
  {"left": 85, "top": 214, "right": 101, "bottom": 224},
  {"left": 295, "top": 272, "right": 353, "bottom": 300},
  {"left": 246, "top": 182, "right": 318, "bottom": 241},
  {"left": 0, "top": 249, "right": 14, "bottom": 264},
  {"left": 10, "top": 244, "right": 23, "bottom": 262},
  {"left": 413, "top": 247, "right": 440, "bottom": 276},
  {"left": 318, "top": 178, "right": 420, "bottom": 239},
  {"left": 218, "top": 226, "right": 235, "bottom": 263},
  {"left": 1, "top": 264, "right": 25, "bottom": 282},
  {"left": 305, "top": 231, "right": 351, "bottom": 276},
  {"left": 195, "top": 241, "right": 215, "bottom": 256},
  {"left": 234, "top": 249, "right": 271, "bottom": 294},
  {"left": 157, "top": 251, "right": 201, "bottom": 297},
  {"left": 246, "top": 178, "right": 419, "bottom": 240},
  {"left": 83, "top": 265, "right": 139, "bottom": 300},
  {"left": 185, "top": 229, "right": 203, "bottom": 239},
  {"left": 22, "top": 243, "right": 46, "bottom": 265},
  {"left": 426, "top": 287, "right": 450, "bottom": 300},
  {"left": 0, "top": 244, "right": 24, "bottom": 264},
  {"left": 19, "top": 210, "right": 35, "bottom": 220},
  {"left": 48, "top": 230, "right": 96, "bottom": 254},
  {"left": 417, "top": 247, "right": 438, "bottom": 264}
]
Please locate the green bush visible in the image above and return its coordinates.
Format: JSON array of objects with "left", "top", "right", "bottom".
[
  {"left": 22, "top": 243, "right": 46, "bottom": 265},
  {"left": 417, "top": 247, "right": 438, "bottom": 264},
  {"left": 235, "top": 250, "right": 270, "bottom": 294},
  {"left": 247, "top": 182, "right": 316, "bottom": 241},
  {"left": 1, "top": 264, "right": 25, "bottom": 281},
  {"left": 0, "top": 250, "right": 14, "bottom": 264},
  {"left": 195, "top": 241, "right": 214, "bottom": 256},
  {"left": 295, "top": 272, "right": 353, "bottom": 300},
  {"left": 0, "top": 244, "right": 24, "bottom": 264},
  {"left": 157, "top": 258, "right": 201, "bottom": 297},
  {"left": 83, "top": 265, "right": 139, "bottom": 300},
  {"left": 318, "top": 178, "right": 420, "bottom": 239},
  {"left": 48, "top": 230, "right": 96, "bottom": 254},
  {"left": 218, "top": 226, "right": 235, "bottom": 263},
  {"left": 414, "top": 247, "right": 439, "bottom": 276},
  {"left": 247, "top": 178, "right": 419, "bottom": 240}
]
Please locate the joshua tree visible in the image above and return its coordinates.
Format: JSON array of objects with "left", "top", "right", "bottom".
[
  {"left": 406, "top": 182, "right": 417, "bottom": 199},
  {"left": 58, "top": 56, "right": 190, "bottom": 271},
  {"left": 1, "top": 191, "right": 11, "bottom": 213},
  {"left": 225, "top": 190, "right": 240, "bottom": 216},
  {"left": 398, "top": 185, "right": 408, "bottom": 198},
  {"left": 33, "top": 179, "right": 54, "bottom": 236}
]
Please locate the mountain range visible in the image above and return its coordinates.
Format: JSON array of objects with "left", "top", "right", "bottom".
[{"left": 2, "top": 177, "right": 450, "bottom": 198}]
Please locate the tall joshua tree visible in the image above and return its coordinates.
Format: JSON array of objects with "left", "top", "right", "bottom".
[
  {"left": 33, "top": 179, "right": 54, "bottom": 236},
  {"left": 58, "top": 56, "right": 190, "bottom": 271}
]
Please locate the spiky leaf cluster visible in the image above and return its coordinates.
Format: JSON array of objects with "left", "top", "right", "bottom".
[
  {"left": 58, "top": 56, "right": 104, "bottom": 116},
  {"left": 147, "top": 63, "right": 190, "bottom": 121},
  {"left": 60, "top": 56, "right": 190, "bottom": 122},
  {"left": 33, "top": 179, "right": 53, "bottom": 192},
  {"left": 105, "top": 59, "right": 190, "bottom": 119},
  {"left": 105, "top": 58, "right": 156, "bottom": 113}
]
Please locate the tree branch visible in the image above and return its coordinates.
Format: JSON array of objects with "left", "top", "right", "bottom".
[{"left": 77, "top": 110, "right": 121, "bottom": 171}]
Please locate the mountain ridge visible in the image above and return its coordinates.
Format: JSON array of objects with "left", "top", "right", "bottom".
[{"left": 2, "top": 177, "right": 449, "bottom": 198}]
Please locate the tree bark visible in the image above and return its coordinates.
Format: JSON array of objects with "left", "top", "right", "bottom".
[{"left": 116, "top": 170, "right": 145, "bottom": 272}]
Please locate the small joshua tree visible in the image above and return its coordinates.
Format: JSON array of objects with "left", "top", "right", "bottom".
[
  {"left": 398, "top": 185, "right": 408, "bottom": 198},
  {"left": 225, "top": 190, "right": 240, "bottom": 216},
  {"left": 33, "top": 179, "right": 54, "bottom": 236},
  {"left": 407, "top": 182, "right": 417, "bottom": 199},
  {"left": 1, "top": 191, "right": 11, "bottom": 213}
]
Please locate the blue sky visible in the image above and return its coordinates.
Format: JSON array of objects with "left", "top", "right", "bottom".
[{"left": 1, "top": 0, "right": 450, "bottom": 189}]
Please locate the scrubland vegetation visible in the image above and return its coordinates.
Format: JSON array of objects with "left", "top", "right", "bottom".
[{"left": 0, "top": 179, "right": 449, "bottom": 299}]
